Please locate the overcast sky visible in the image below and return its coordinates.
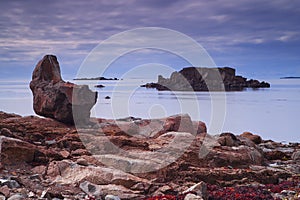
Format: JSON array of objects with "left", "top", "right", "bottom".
[{"left": 1, "top": 0, "right": 300, "bottom": 80}]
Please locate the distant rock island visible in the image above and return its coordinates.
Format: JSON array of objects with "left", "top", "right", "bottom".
[
  {"left": 280, "top": 76, "right": 300, "bottom": 79},
  {"left": 74, "top": 77, "right": 119, "bottom": 81},
  {"left": 141, "top": 67, "right": 270, "bottom": 91}
]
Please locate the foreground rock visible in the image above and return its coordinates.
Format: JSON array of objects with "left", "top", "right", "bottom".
[
  {"left": 30, "top": 55, "right": 97, "bottom": 124},
  {"left": 141, "top": 67, "right": 270, "bottom": 91},
  {"left": 0, "top": 111, "right": 299, "bottom": 199}
]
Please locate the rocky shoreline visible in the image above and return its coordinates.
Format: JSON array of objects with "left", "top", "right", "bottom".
[
  {"left": 0, "top": 111, "right": 299, "bottom": 200},
  {"left": 0, "top": 55, "right": 298, "bottom": 199}
]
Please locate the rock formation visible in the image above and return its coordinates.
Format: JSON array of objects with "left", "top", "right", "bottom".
[
  {"left": 30, "top": 55, "right": 97, "bottom": 124},
  {"left": 0, "top": 111, "right": 299, "bottom": 199},
  {"left": 141, "top": 67, "right": 270, "bottom": 91}
]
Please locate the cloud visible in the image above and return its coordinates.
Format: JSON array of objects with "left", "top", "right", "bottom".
[{"left": 0, "top": 0, "right": 300, "bottom": 78}]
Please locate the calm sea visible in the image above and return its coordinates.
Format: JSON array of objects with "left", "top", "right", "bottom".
[{"left": 0, "top": 78, "right": 299, "bottom": 142}]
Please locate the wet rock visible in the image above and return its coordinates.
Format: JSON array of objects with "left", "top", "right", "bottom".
[
  {"left": 240, "top": 132, "right": 262, "bottom": 144},
  {"left": 30, "top": 55, "right": 97, "bottom": 124}
]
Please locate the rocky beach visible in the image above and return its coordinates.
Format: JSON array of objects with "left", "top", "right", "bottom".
[
  {"left": 0, "top": 55, "right": 299, "bottom": 200},
  {"left": 0, "top": 111, "right": 300, "bottom": 200}
]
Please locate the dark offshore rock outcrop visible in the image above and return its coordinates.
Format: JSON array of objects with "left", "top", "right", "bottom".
[
  {"left": 141, "top": 67, "right": 270, "bottom": 91},
  {"left": 30, "top": 55, "right": 97, "bottom": 124}
]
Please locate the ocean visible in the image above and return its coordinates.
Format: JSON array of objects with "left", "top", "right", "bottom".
[{"left": 0, "top": 78, "right": 299, "bottom": 142}]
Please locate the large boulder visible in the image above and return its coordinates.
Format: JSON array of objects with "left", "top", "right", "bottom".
[
  {"left": 30, "top": 55, "right": 97, "bottom": 124},
  {"left": 240, "top": 132, "right": 262, "bottom": 144},
  {"left": 0, "top": 136, "right": 36, "bottom": 165}
]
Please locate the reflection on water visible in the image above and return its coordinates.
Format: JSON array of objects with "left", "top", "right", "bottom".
[{"left": 0, "top": 79, "right": 299, "bottom": 142}]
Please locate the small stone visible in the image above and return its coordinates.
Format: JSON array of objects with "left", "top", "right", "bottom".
[
  {"left": 184, "top": 193, "right": 203, "bottom": 200},
  {"left": 7, "top": 193, "right": 26, "bottom": 200},
  {"left": 280, "top": 190, "right": 296, "bottom": 196},
  {"left": 292, "top": 150, "right": 300, "bottom": 161},
  {"left": 59, "top": 150, "right": 70, "bottom": 158},
  {"left": 76, "top": 158, "right": 89, "bottom": 166},
  {"left": 153, "top": 185, "right": 172, "bottom": 195},
  {"left": 31, "top": 165, "right": 46, "bottom": 175},
  {"left": 0, "top": 179, "right": 20, "bottom": 189},
  {"left": 105, "top": 194, "right": 121, "bottom": 200},
  {"left": 0, "top": 185, "right": 10, "bottom": 197},
  {"left": 41, "top": 189, "right": 49, "bottom": 198},
  {"left": 45, "top": 139, "right": 56, "bottom": 145},
  {"left": 71, "top": 149, "right": 89, "bottom": 156},
  {"left": 95, "top": 84, "right": 105, "bottom": 88},
  {"left": 29, "top": 174, "right": 41, "bottom": 181},
  {"left": 183, "top": 181, "right": 207, "bottom": 200},
  {"left": 79, "top": 181, "right": 101, "bottom": 198},
  {"left": 28, "top": 191, "right": 35, "bottom": 198}
]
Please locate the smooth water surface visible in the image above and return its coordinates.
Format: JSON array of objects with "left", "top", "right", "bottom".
[{"left": 0, "top": 78, "right": 299, "bottom": 142}]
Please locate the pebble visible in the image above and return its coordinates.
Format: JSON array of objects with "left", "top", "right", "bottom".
[
  {"left": 76, "top": 158, "right": 89, "bottom": 166},
  {"left": 0, "top": 179, "right": 20, "bottom": 189},
  {"left": 292, "top": 150, "right": 300, "bottom": 161},
  {"left": 184, "top": 193, "right": 203, "bottom": 200},
  {"left": 45, "top": 139, "right": 56, "bottom": 145},
  {"left": 79, "top": 181, "right": 101, "bottom": 198},
  {"left": 0, "top": 185, "right": 10, "bottom": 197},
  {"left": 27, "top": 191, "right": 35, "bottom": 198},
  {"left": 105, "top": 195, "right": 121, "bottom": 200},
  {"left": 7, "top": 193, "right": 26, "bottom": 200},
  {"left": 183, "top": 181, "right": 207, "bottom": 198}
]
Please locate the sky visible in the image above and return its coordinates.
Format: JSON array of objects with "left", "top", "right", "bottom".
[{"left": 1, "top": 0, "right": 300, "bottom": 80}]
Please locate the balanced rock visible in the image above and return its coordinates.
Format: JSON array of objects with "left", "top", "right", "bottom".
[{"left": 30, "top": 55, "right": 97, "bottom": 124}]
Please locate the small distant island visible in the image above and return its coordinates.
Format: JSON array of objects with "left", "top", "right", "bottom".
[
  {"left": 73, "top": 76, "right": 119, "bottom": 81},
  {"left": 141, "top": 67, "right": 270, "bottom": 91},
  {"left": 280, "top": 76, "right": 300, "bottom": 79}
]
